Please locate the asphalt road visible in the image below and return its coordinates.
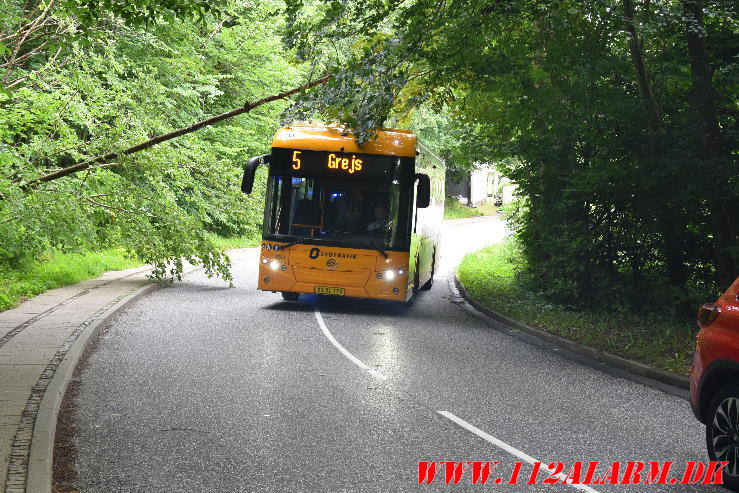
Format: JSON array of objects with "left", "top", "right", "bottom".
[{"left": 61, "top": 215, "right": 721, "bottom": 492}]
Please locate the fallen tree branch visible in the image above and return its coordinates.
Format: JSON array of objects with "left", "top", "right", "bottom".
[
  {"left": 83, "top": 197, "right": 156, "bottom": 217},
  {"left": 0, "top": 40, "right": 49, "bottom": 68},
  {"left": 19, "top": 74, "right": 332, "bottom": 189},
  {"left": 6, "top": 45, "right": 65, "bottom": 90},
  {"left": 202, "top": 19, "right": 227, "bottom": 47},
  {"left": 2, "top": 0, "right": 56, "bottom": 85},
  {"left": 89, "top": 162, "right": 121, "bottom": 170},
  {"left": 0, "top": 8, "right": 51, "bottom": 44}
]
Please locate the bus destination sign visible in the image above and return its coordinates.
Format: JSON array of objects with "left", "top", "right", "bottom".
[
  {"left": 323, "top": 151, "right": 362, "bottom": 174},
  {"left": 289, "top": 150, "right": 364, "bottom": 174},
  {"left": 270, "top": 147, "right": 408, "bottom": 179}
]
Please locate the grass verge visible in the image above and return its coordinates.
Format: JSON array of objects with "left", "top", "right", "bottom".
[
  {"left": 444, "top": 198, "right": 498, "bottom": 220},
  {"left": 0, "top": 249, "right": 141, "bottom": 312},
  {"left": 457, "top": 239, "right": 696, "bottom": 375},
  {"left": 0, "top": 235, "right": 262, "bottom": 313}
]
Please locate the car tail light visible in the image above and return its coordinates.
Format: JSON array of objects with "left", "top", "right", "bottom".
[{"left": 697, "top": 303, "right": 721, "bottom": 328}]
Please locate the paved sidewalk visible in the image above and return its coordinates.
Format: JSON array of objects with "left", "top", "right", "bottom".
[{"left": 0, "top": 264, "right": 170, "bottom": 493}]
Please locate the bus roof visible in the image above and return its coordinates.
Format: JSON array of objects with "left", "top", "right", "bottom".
[{"left": 272, "top": 122, "right": 417, "bottom": 158}]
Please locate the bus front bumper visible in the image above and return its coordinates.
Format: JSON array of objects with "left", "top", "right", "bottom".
[{"left": 258, "top": 263, "right": 410, "bottom": 302}]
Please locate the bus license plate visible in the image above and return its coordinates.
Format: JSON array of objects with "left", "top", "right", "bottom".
[{"left": 314, "top": 286, "right": 345, "bottom": 296}]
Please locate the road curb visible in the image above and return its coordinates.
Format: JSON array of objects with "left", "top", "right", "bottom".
[
  {"left": 23, "top": 248, "right": 263, "bottom": 493},
  {"left": 453, "top": 275, "right": 690, "bottom": 391},
  {"left": 24, "top": 258, "right": 211, "bottom": 493},
  {"left": 22, "top": 249, "right": 260, "bottom": 493},
  {"left": 25, "top": 281, "right": 163, "bottom": 493}
]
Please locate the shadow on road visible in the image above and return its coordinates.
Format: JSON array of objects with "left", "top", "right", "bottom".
[
  {"left": 260, "top": 293, "right": 421, "bottom": 318},
  {"left": 162, "top": 281, "right": 232, "bottom": 292},
  {"left": 260, "top": 300, "right": 315, "bottom": 312}
]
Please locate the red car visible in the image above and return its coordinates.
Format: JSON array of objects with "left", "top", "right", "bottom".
[{"left": 691, "top": 276, "right": 739, "bottom": 490}]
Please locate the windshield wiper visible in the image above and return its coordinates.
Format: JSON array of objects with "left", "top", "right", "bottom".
[
  {"left": 364, "top": 236, "right": 389, "bottom": 259},
  {"left": 278, "top": 237, "right": 327, "bottom": 251}
]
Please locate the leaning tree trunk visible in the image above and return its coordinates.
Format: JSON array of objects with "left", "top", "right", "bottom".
[
  {"left": 623, "top": 0, "right": 688, "bottom": 290},
  {"left": 681, "top": 0, "right": 738, "bottom": 285},
  {"left": 18, "top": 74, "right": 332, "bottom": 188}
]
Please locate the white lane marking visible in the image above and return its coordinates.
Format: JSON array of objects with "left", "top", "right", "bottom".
[
  {"left": 314, "top": 303, "right": 388, "bottom": 380},
  {"left": 438, "top": 411, "right": 599, "bottom": 492}
]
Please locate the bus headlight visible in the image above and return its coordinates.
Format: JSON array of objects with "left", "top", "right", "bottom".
[
  {"left": 261, "top": 257, "right": 268, "bottom": 264},
  {"left": 270, "top": 260, "right": 280, "bottom": 270},
  {"left": 398, "top": 268, "right": 405, "bottom": 275},
  {"left": 385, "top": 269, "right": 395, "bottom": 281}
]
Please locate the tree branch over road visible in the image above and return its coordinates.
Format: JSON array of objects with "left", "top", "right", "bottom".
[{"left": 19, "top": 74, "right": 332, "bottom": 189}]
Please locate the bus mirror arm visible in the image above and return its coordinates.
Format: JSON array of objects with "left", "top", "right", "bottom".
[
  {"left": 414, "top": 173, "right": 431, "bottom": 208},
  {"left": 241, "top": 154, "right": 271, "bottom": 194}
]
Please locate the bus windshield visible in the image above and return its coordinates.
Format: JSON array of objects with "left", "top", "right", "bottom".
[{"left": 263, "top": 175, "right": 410, "bottom": 251}]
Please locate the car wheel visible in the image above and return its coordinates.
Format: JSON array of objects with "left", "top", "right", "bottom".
[
  {"left": 706, "top": 383, "right": 739, "bottom": 491},
  {"left": 281, "top": 291, "right": 300, "bottom": 302}
]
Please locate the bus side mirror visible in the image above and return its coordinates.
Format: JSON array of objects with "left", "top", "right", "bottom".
[
  {"left": 241, "top": 154, "right": 270, "bottom": 194},
  {"left": 415, "top": 173, "right": 431, "bottom": 208}
]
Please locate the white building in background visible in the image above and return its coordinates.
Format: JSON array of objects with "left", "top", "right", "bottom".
[
  {"left": 469, "top": 163, "right": 496, "bottom": 206},
  {"left": 501, "top": 182, "right": 517, "bottom": 204},
  {"left": 448, "top": 162, "right": 517, "bottom": 206}
]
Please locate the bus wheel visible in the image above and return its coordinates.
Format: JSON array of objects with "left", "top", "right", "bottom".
[
  {"left": 420, "top": 251, "right": 435, "bottom": 291},
  {"left": 281, "top": 292, "right": 300, "bottom": 302}
]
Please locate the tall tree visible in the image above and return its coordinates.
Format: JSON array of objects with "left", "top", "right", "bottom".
[
  {"left": 622, "top": 0, "right": 688, "bottom": 293},
  {"left": 681, "top": 0, "right": 737, "bottom": 285},
  {"left": 285, "top": 0, "right": 737, "bottom": 313},
  {"left": 1, "top": 0, "right": 315, "bottom": 282}
]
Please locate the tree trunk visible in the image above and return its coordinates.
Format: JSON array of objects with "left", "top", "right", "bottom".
[
  {"left": 622, "top": 0, "right": 688, "bottom": 289},
  {"left": 623, "top": 0, "right": 661, "bottom": 156},
  {"left": 681, "top": 0, "right": 738, "bottom": 285},
  {"left": 18, "top": 74, "right": 332, "bottom": 188}
]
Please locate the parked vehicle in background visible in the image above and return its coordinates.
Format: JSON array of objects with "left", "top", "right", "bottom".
[{"left": 691, "top": 277, "right": 739, "bottom": 491}]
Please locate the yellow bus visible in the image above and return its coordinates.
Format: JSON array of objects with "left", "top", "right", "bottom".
[{"left": 241, "top": 123, "right": 445, "bottom": 302}]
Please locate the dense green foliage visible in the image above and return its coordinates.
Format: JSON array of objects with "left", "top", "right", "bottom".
[
  {"left": 286, "top": 0, "right": 738, "bottom": 317},
  {"left": 1, "top": 0, "right": 307, "bottom": 288},
  {"left": 458, "top": 240, "right": 695, "bottom": 374}
]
